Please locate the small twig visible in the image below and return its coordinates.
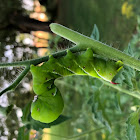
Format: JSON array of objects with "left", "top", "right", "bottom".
[
  {"left": 43, "top": 127, "right": 105, "bottom": 140},
  {"left": 43, "top": 119, "right": 125, "bottom": 140},
  {"left": 0, "top": 45, "right": 81, "bottom": 68},
  {"left": 56, "top": 79, "right": 140, "bottom": 100},
  {"left": 101, "top": 80, "right": 140, "bottom": 100},
  {"left": 68, "top": 127, "right": 105, "bottom": 140},
  {"left": 0, "top": 66, "right": 30, "bottom": 96}
]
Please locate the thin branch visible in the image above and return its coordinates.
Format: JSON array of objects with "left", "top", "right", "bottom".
[
  {"left": 43, "top": 119, "right": 125, "bottom": 140},
  {"left": 43, "top": 127, "right": 105, "bottom": 140},
  {"left": 68, "top": 127, "right": 105, "bottom": 140},
  {"left": 101, "top": 80, "right": 140, "bottom": 100},
  {"left": 50, "top": 23, "right": 140, "bottom": 71},
  {"left": 56, "top": 79, "right": 140, "bottom": 100},
  {"left": 0, "top": 66, "right": 30, "bottom": 96},
  {"left": 0, "top": 45, "right": 81, "bottom": 68}
]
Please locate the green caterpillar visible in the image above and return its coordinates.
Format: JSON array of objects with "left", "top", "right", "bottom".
[{"left": 30, "top": 48, "right": 123, "bottom": 123}]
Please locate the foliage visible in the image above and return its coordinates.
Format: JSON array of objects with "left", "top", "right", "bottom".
[
  {"left": 126, "top": 108, "right": 140, "bottom": 140},
  {"left": 0, "top": 7, "right": 140, "bottom": 140}
]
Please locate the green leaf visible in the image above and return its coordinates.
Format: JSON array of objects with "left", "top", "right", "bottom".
[
  {"left": 31, "top": 119, "right": 50, "bottom": 131},
  {"left": 126, "top": 108, "right": 140, "bottom": 140},
  {"left": 124, "top": 43, "right": 134, "bottom": 57},
  {"left": 90, "top": 24, "right": 100, "bottom": 41},
  {"left": 31, "top": 115, "right": 70, "bottom": 131},
  {"left": 122, "top": 66, "right": 135, "bottom": 88},
  {"left": 114, "top": 44, "right": 135, "bottom": 88},
  {"left": 88, "top": 90, "right": 111, "bottom": 132},
  {"left": 114, "top": 65, "right": 135, "bottom": 89},
  {"left": 17, "top": 126, "right": 30, "bottom": 140},
  {"left": 22, "top": 101, "right": 32, "bottom": 124},
  {"left": 126, "top": 123, "right": 137, "bottom": 140},
  {"left": 49, "top": 115, "right": 71, "bottom": 126},
  {"left": 114, "top": 93, "right": 121, "bottom": 113}
]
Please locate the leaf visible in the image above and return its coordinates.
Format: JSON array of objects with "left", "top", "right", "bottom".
[
  {"left": 116, "top": 44, "right": 135, "bottom": 88},
  {"left": 126, "top": 123, "right": 137, "bottom": 140},
  {"left": 49, "top": 115, "right": 71, "bottom": 126},
  {"left": 22, "top": 101, "right": 32, "bottom": 124},
  {"left": 88, "top": 90, "right": 111, "bottom": 132},
  {"left": 90, "top": 24, "right": 100, "bottom": 41},
  {"left": 112, "top": 44, "right": 136, "bottom": 87},
  {"left": 114, "top": 65, "right": 135, "bottom": 88},
  {"left": 31, "top": 115, "right": 70, "bottom": 131},
  {"left": 122, "top": 66, "right": 135, "bottom": 88},
  {"left": 124, "top": 43, "right": 134, "bottom": 57},
  {"left": 17, "top": 126, "right": 30, "bottom": 140},
  {"left": 126, "top": 108, "right": 140, "bottom": 140},
  {"left": 114, "top": 93, "right": 121, "bottom": 113},
  {"left": 31, "top": 119, "right": 50, "bottom": 131}
]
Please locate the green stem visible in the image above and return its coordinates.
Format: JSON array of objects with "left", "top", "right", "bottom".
[
  {"left": 50, "top": 23, "right": 140, "bottom": 71},
  {"left": 43, "top": 127, "right": 105, "bottom": 140},
  {"left": 56, "top": 79, "right": 140, "bottom": 100},
  {"left": 44, "top": 120, "right": 125, "bottom": 139},
  {"left": 68, "top": 127, "right": 105, "bottom": 140},
  {"left": 102, "top": 80, "right": 140, "bottom": 99},
  {"left": 0, "top": 66, "right": 30, "bottom": 96},
  {"left": 0, "top": 45, "right": 81, "bottom": 68}
]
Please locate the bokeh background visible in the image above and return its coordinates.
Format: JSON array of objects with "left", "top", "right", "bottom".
[{"left": 0, "top": 0, "right": 140, "bottom": 139}]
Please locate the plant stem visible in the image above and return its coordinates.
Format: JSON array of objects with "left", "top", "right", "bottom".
[
  {"left": 101, "top": 80, "right": 140, "bottom": 99},
  {"left": 50, "top": 23, "right": 140, "bottom": 71},
  {"left": 43, "top": 127, "right": 105, "bottom": 140},
  {"left": 44, "top": 120, "right": 125, "bottom": 139},
  {"left": 0, "top": 45, "right": 81, "bottom": 68},
  {"left": 56, "top": 79, "right": 140, "bottom": 100},
  {"left": 68, "top": 127, "right": 105, "bottom": 140},
  {"left": 0, "top": 66, "right": 30, "bottom": 96}
]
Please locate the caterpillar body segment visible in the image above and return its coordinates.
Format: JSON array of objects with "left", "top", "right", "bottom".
[
  {"left": 31, "top": 87, "right": 64, "bottom": 123},
  {"left": 30, "top": 48, "right": 123, "bottom": 123}
]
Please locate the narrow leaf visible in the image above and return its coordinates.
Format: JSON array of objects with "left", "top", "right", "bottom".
[
  {"left": 21, "top": 101, "right": 32, "bottom": 124},
  {"left": 90, "top": 24, "right": 100, "bottom": 41},
  {"left": 17, "top": 126, "right": 30, "bottom": 140}
]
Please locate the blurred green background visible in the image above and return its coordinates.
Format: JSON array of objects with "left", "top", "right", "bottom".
[{"left": 57, "top": 0, "right": 136, "bottom": 49}]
